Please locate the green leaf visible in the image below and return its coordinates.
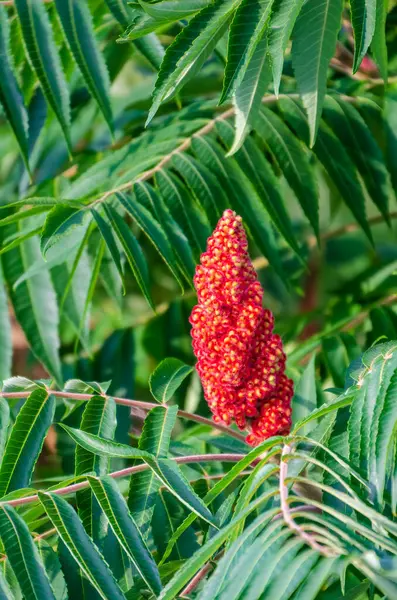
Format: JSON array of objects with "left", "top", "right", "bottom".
[
  {"left": 40, "top": 205, "right": 90, "bottom": 258},
  {"left": 392, "top": 437, "right": 397, "bottom": 516},
  {"left": 11, "top": 239, "right": 81, "bottom": 292},
  {"left": 75, "top": 396, "right": 117, "bottom": 543},
  {"left": 2, "top": 229, "right": 62, "bottom": 384},
  {"left": 255, "top": 106, "right": 319, "bottom": 238},
  {"left": 100, "top": 243, "right": 123, "bottom": 308},
  {"left": 104, "top": 0, "right": 165, "bottom": 70},
  {"left": 0, "top": 398, "right": 10, "bottom": 464},
  {"left": 87, "top": 475, "right": 162, "bottom": 596},
  {"left": 103, "top": 204, "right": 154, "bottom": 310},
  {"left": 292, "top": 356, "right": 317, "bottom": 433},
  {"left": 0, "top": 7, "right": 30, "bottom": 171},
  {"left": 155, "top": 169, "right": 208, "bottom": 256},
  {"left": 228, "top": 461, "right": 278, "bottom": 543},
  {"left": 190, "top": 134, "right": 287, "bottom": 281},
  {"left": 223, "top": 537, "right": 307, "bottom": 600},
  {"left": 0, "top": 505, "right": 56, "bottom": 600},
  {"left": 160, "top": 437, "right": 282, "bottom": 564},
  {"left": 0, "top": 226, "right": 43, "bottom": 257},
  {"left": 104, "top": 0, "right": 132, "bottom": 26},
  {"left": 364, "top": 351, "right": 397, "bottom": 494},
  {"left": 0, "top": 207, "right": 50, "bottom": 227},
  {"left": 92, "top": 209, "right": 125, "bottom": 295},
  {"left": 291, "top": 0, "right": 343, "bottom": 146},
  {"left": 221, "top": 0, "right": 274, "bottom": 103},
  {"left": 0, "top": 265, "right": 11, "bottom": 381},
  {"left": 55, "top": 0, "right": 113, "bottom": 133},
  {"left": 0, "top": 558, "right": 21, "bottom": 599},
  {"left": 323, "top": 96, "right": 391, "bottom": 224},
  {"left": 314, "top": 121, "right": 373, "bottom": 243},
  {"left": 0, "top": 567, "right": 13, "bottom": 600},
  {"left": 293, "top": 557, "right": 340, "bottom": 600},
  {"left": 147, "top": 0, "right": 239, "bottom": 123},
  {"left": 369, "top": 307, "right": 397, "bottom": 342},
  {"left": 52, "top": 249, "right": 91, "bottom": 345},
  {"left": 280, "top": 97, "right": 372, "bottom": 236},
  {"left": 356, "top": 562, "right": 397, "bottom": 600},
  {"left": 158, "top": 494, "right": 279, "bottom": 600},
  {"left": 36, "top": 540, "right": 68, "bottom": 600},
  {"left": 38, "top": 492, "right": 126, "bottom": 600},
  {"left": 147, "top": 458, "right": 219, "bottom": 527},
  {"left": 268, "top": 0, "right": 304, "bottom": 94},
  {"left": 260, "top": 548, "right": 319, "bottom": 600},
  {"left": 217, "top": 119, "right": 303, "bottom": 260},
  {"left": 149, "top": 358, "right": 193, "bottom": 404},
  {"left": 75, "top": 239, "right": 105, "bottom": 351},
  {"left": 116, "top": 192, "right": 184, "bottom": 291},
  {"left": 128, "top": 405, "right": 178, "bottom": 534},
  {"left": 374, "top": 366, "right": 397, "bottom": 504},
  {"left": 350, "top": 0, "right": 376, "bottom": 72},
  {"left": 171, "top": 152, "right": 228, "bottom": 228},
  {"left": 322, "top": 335, "right": 353, "bottom": 388},
  {"left": 293, "top": 391, "right": 353, "bottom": 433},
  {"left": 0, "top": 197, "right": 70, "bottom": 210},
  {"left": 57, "top": 539, "right": 85, "bottom": 600},
  {"left": 208, "top": 526, "right": 288, "bottom": 599},
  {"left": 1, "top": 376, "right": 42, "bottom": 393},
  {"left": 347, "top": 347, "right": 397, "bottom": 489},
  {"left": 0, "top": 389, "right": 54, "bottom": 497},
  {"left": 371, "top": 0, "right": 387, "bottom": 81},
  {"left": 65, "top": 380, "right": 109, "bottom": 395},
  {"left": 141, "top": 0, "right": 209, "bottom": 19},
  {"left": 121, "top": 0, "right": 208, "bottom": 40},
  {"left": 60, "top": 424, "right": 154, "bottom": 460},
  {"left": 134, "top": 181, "right": 196, "bottom": 282},
  {"left": 230, "top": 34, "right": 272, "bottom": 153},
  {"left": 14, "top": 0, "right": 71, "bottom": 150}
]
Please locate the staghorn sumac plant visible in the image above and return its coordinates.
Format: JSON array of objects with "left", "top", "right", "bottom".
[{"left": 0, "top": 0, "right": 396, "bottom": 598}]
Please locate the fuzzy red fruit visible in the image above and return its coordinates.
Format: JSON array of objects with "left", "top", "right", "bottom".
[{"left": 189, "top": 209, "right": 293, "bottom": 445}]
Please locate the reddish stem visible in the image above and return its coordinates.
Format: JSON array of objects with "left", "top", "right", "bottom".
[
  {"left": 279, "top": 444, "right": 337, "bottom": 557},
  {"left": 1, "top": 454, "right": 245, "bottom": 508},
  {"left": 0, "top": 390, "right": 246, "bottom": 442}
]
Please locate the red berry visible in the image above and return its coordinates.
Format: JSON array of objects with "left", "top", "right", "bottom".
[{"left": 189, "top": 209, "right": 293, "bottom": 445}]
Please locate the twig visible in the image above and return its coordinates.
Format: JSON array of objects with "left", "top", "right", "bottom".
[
  {"left": 279, "top": 444, "right": 337, "bottom": 557},
  {"left": 322, "top": 211, "right": 397, "bottom": 242},
  {"left": 341, "top": 294, "right": 397, "bottom": 334},
  {"left": 0, "top": 0, "right": 51, "bottom": 3},
  {"left": 330, "top": 58, "right": 368, "bottom": 81},
  {"left": 271, "top": 504, "right": 320, "bottom": 521},
  {"left": 88, "top": 95, "right": 281, "bottom": 210},
  {"left": 179, "top": 550, "right": 225, "bottom": 598},
  {"left": 0, "top": 453, "right": 246, "bottom": 508},
  {"left": 0, "top": 390, "right": 246, "bottom": 442},
  {"left": 33, "top": 527, "right": 57, "bottom": 541},
  {"left": 179, "top": 562, "right": 215, "bottom": 598},
  {"left": 0, "top": 527, "right": 58, "bottom": 564}
]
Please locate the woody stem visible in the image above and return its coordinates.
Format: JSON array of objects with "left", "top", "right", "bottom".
[
  {"left": 279, "top": 444, "right": 337, "bottom": 558},
  {"left": 0, "top": 454, "right": 246, "bottom": 508},
  {"left": 0, "top": 389, "right": 247, "bottom": 442}
]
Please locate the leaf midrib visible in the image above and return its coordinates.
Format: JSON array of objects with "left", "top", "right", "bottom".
[
  {"left": 93, "top": 479, "right": 156, "bottom": 592},
  {"left": 0, "top": 508, "right": 42, "bottom": 600},
  {"left": 0, "top": 390, "right": 49, "bottom": 497},
  {"left": 42, "top": 496, "right": 109, "bottom": 600},
  {"left": 23, "top": 0, "right": 68, "bottom": 132},
  {"left": 19, "top": 225, "right": 59, "bottom": 379}
]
